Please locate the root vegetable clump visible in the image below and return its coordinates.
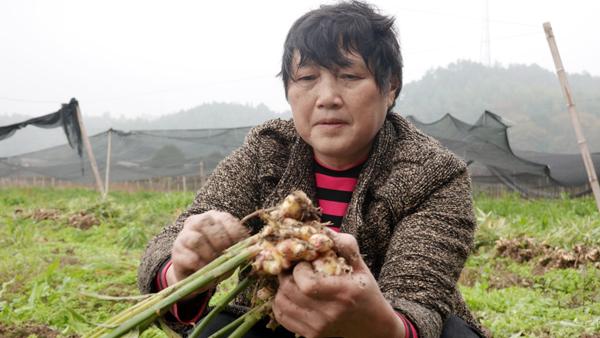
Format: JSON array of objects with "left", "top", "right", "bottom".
[
  {"left": 86, "top": 191, "right": 351, "bottom": 338},
  {"left": 252, "top": 192, "right": 350, "bottom": 277}
]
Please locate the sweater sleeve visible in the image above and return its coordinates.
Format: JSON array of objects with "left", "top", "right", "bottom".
[
  {"left": 378, "top": 170, "right": 476, "bottom": 338},
  {"left": 154, "top": 259, "right": 212, "bottom": 324},
  {"left": 397, "top": 312, "right": 419, "bottom": 338}
]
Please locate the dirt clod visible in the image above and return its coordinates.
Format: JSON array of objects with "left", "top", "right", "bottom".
[
  {"left": 0, "top": 322, "right": 63, "bottom": 338},
  {"left": 495, "top": 237, "right": 600, "bottom": 272},
  {"left": 459, "top": 264, "right": 533, "bottom": 289},
  {"left": 30, "top": 208, "right": 61, "bottom": 221},
  {"left": 68, "top": 211, "right": 99, "bottom": 229}
]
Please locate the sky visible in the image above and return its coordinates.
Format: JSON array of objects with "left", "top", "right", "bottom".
[{"left": 1, "top": 0, "right": 599, "bottom": 119}]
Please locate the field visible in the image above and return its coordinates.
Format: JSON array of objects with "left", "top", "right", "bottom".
[{"left": 0, "top": 187, "right": 598, "bottom": 337}]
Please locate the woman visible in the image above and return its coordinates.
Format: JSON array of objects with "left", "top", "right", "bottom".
[{"left": 139, "top": 2, "right": 485, "bottom": 337}]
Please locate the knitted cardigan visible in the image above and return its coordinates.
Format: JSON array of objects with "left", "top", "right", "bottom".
[{"left": 138, "top": 113, "right": 484, "bottom": 338}]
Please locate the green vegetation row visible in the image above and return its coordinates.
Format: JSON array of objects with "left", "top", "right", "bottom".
[{"left": 0, "top": 188, "right": 598, "bottom": 337}]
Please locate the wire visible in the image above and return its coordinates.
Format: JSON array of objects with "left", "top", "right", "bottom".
[
  {"left": 84, "top": 74, "right": 276, "bottom": 103},
  {"left": 394, "top": 6, "right": 539, "bottom": 28},
  {"left": 404, "top": 31, "right": 542, "bottom": 55},
  {"left": 0, "top": 74, "right": 275, "bottom": 107},
  {"left": 0, "top": 96, "right": 60, "bottom": 104}
]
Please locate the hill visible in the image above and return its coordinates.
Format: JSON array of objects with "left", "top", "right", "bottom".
[{"left": 396, "top": 60, "right": 600, "bottom": 153}]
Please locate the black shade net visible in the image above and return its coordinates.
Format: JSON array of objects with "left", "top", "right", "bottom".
[
  {"left": 0, "top": 98, "right": 83, "bottom": 157},
  {"left": 0, "top": 126, "right": 251, "bottom": 184},
  {"left": 407, "top": 111, "right": 599, "bottom": 196},
  {"left": 1, "top": 109, "right": 598, "bottom": 197}
]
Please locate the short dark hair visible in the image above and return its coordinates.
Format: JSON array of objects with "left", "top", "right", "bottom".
[{"left": 280, "top": 1, "right": 403, "bottom": 111}]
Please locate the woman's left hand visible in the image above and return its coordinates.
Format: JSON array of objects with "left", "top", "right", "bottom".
[{"left": 273, "top": 231, "right": 405, "bottom": 338}]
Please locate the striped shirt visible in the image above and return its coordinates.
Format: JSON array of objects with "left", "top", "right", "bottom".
[{"left": 313, "top": 157, "right": 364, "bottom": 231}]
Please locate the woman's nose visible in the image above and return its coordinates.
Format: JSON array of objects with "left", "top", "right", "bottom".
[{"left": 315, "top": 74, "right": 343, "bottom": 109}]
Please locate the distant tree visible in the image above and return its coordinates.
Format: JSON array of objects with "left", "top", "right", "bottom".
[{"left": 148, "top": 144, "right": 185, "bottom": 168}]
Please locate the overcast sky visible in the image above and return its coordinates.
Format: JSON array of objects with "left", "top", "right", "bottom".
[{"left": 1, "top": 0, "right": 598, "bottom": 119}]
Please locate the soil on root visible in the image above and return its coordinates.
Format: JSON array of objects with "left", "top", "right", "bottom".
[
  {"left": 0, "top": 322, "right": 71, "bottom": 338},
  {"left": 495, "top": 237, "right": 600, "bottom": 272}
]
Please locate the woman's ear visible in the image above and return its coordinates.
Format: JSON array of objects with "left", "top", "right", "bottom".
[{"left": 386, "top": 77, "right": 400, "bottom": 107}]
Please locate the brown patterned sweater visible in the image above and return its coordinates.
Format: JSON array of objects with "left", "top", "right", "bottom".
[{"left": 138, "top": 113, "right": 484, "bottom": 338}]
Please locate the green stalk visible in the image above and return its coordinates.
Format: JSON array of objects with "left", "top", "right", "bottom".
[
  {"left": 100, "top": 246, "right": 260, "bottom": 338},
  {"left": 226, "top": 302, "right": 271, "bottom": 338},
  {"left": 188, "top": 276, "right": 254, "bottom": 338},
  {"left": 86, "top": 235, "right": 258, "bottom": 338},
  {"left": 206, "top": 307, "right": 257, "bottom": 338},
  {"left": 224, "top": 234, "right": 258, "bottom": 254}
]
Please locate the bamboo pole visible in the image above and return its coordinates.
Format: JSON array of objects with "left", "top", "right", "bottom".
[
  {"left": 199, "top": 161, "right": 205, "bottom": 186},
  {"left": 103, "top": 129, "right": 113, "bottom": 199},
  {"left": 543, "top": 22, "right": 600, "bottom": 212},
  {"left": 74, "top": 101, "right": 105, "bottom": 195}
]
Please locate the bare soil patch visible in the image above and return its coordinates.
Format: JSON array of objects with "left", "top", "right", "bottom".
[
  {"left": 0, "top": 322, "right": 67, "bottom": 338},
  {"left": 459, "top": 263, "right": 533, "bottom": 289},
  {"left": 495, "top": 237, "right": 600, "bottom": 272},
  {"left": 16, "top": 207, "right": 99, "bottom": 230},
  {"left": 19, "top": 208, "right": 62, "bottom": 221},
  {"left": 67, "top": 211, "right": 99, "bottom": 229}
]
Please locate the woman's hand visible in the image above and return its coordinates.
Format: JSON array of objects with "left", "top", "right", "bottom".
[
  {"left": 167, "top": 210, "right": 248, "bottom": 287},
  {"left": 273, "top": 230, "right": 405, "bottom": 338}
]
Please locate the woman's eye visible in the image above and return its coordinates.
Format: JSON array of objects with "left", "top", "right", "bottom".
[
  {"left": 297, "top": 75, "right": 317, "bottom": 81},
  {"left": 340, "top": 74, "right": 361, "bottom": 80}
]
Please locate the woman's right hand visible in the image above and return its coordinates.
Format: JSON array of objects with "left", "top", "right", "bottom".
[{"left": 167, "top": 210, "right": 248, "bottom": 287}]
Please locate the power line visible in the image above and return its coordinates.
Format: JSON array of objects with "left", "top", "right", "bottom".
[
  {"left": 0, "top": 74, "right": 276, "bottom": 106},
  {"left": 84, "top": 74, "right": 275, "bottom": 103},
  {"left": 395, "top": 6, "right": 538, "bottom": 28},
  {"left": 0, "top": 96, "right": 60, "bottom": 104},
  {"left": 404, "top": 31, "right": 542, "bottom": 56}
]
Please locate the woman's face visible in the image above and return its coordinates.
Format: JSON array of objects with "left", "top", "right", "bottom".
[{"left": 287, "top": 51, "right": 397, "bottom": 169}]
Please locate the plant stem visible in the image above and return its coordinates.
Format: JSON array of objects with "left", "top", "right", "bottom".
[
  {"left": 85, "top": 236, "right": 258, "bottom": 338},
  {"left": 223, "top": 234, "right": 259, "bottom": 254},
  {"left": 206, "top": 307, "right": 256, "bottom": 338},
  {"left": 188, "top": 276, "right": 254, "bottom": 338},
  {"left": 226, "top": 302, "right": 271, "bottom": 338},
  {"left": 100, "top": 246, "right": 260, "bottom": 338},
  {"left": 240, "top": 208, "right": 275, "bottom": 225}
]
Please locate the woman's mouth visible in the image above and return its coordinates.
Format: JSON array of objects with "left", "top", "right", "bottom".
[{"left": 315, "top": 119, "right": 347, "bottom": 128}]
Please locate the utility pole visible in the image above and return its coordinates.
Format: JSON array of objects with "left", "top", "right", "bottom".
[
  {"left": 480, "top": 0, "right": 491, "bottom": 66},
  {"left": 544, "top": 22, "right": 600, "bottom": 212}
]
